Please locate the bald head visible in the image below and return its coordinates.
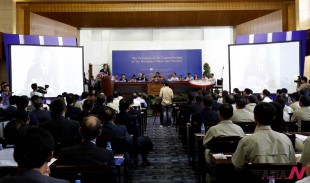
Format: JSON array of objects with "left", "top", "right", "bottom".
[{"left": 80, "top": 116, "right": 101, "bottom": 141}]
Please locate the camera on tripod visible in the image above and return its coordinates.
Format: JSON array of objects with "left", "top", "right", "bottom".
[
  {"left": 37, "top": 85, "right": 49, "bottom": 94},
  {"left": 294, "top": 76, "right": 301, "bottom": 84}
]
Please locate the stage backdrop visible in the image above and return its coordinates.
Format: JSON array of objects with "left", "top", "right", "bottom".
[{"left": 112, "top": 49, "right": 202, "bottom": 79}]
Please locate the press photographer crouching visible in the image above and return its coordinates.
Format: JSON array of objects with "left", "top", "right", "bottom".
[
  {"left": 30, "top": 83, "right": 49, "bottom": 97},
  {"left": 296, "top": 76, "right": 310, "bottom": 92}
]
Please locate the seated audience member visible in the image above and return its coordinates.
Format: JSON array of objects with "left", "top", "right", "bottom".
[
  {"left": 30, "top": 83, "right": 43, "bottom": 97},
  {"left": 290, "top": 92, "right": 301, "bottom": 111},
  {"left": 245, "top": 95, "right": 257, "bottom": 113},
  {"left": 275, "top": 94, "right": 294, "bottom": 114},
  {"left": 243, "top": 88, "right": 253, "bottom": 97},
  {"left": 3, "top": 95, "right": 18, "bottom": 119},
  {"left": 65, "top": 93, "right": 82, "bottom": 121},
  {"left": 26, "top": 95, "right": 39, "bottom": 112},
  {"left": 233, "top": 88, "right": 241, "bottom": 95},
  {"left": 184, "top": 73, "right": 194, "bottom": 81},
  {"left": 217, "top": 90, "right": 228, "bottom": 104},
  {"left": 77, "top": 99, "right": 94, "bottom": 123},
  {"left": 203, "top": 104, "right": 245, "bottom": 161},
  {"left": 275, "top": 89, "right": 283, "bottom": 97},
  {"left": 74, "top": 92, "right": 89, "bottom": 110},
  {"left": 274, "top": 96, "right": 291, "bottom": 122},
  {"left": 15, "top": 95, "right": 39, "bottom": 126},
  {"left": 208, "top": 73, "right": 216, "bottom": 84},
  {"left": 0, "top": 127, "right": 69, "bottom": 183},
  {"left": 291, "top": 95, "right": 310, "bottom": 131},
  {"left": 168, "top": 72, "right": 179, "bottom": 82},
  {"left": 112, "top": 91, "right": 121, "bottom": 109},
  {"left": 0, "top": 119, "right": 28, "bottom": 167},
  {"left": 193, "top": 73, "right": 199, "bottom": 80},
  {"left": 119, "top": 74, "right": 128, "bottom": 82},
  {"left": 262, "top": 89, "right": 272, "bottom": 102},
  {"left": 191, "top": 96, "right": 220, "bottom": 126},
  {"left": 297, "top": 76, "right": 310, "bottom": 92},
  {"left": 187, "top": 95, "right": 204, "bottom": 115},
  {"left": 269, "top": 102, "right": 303, "bottom": 152},
  {"left": 91, "top": 93, "right": 106, "bottom": 116},
  {"left": 29, "top": 97, "right": 51, "bottom": 124},
  {"left": 232, "top": 102, "right": 296, "bottom": 170},
  {"left": 211, "top": 93, "right": 221, "bottom": 111},
  {"left": 224, "top": 94, "right": 237, "bottom": 111},
  {"left": 131, "top": 93, "right": 142, "bottom": 109},
  {"left": 136, "top": 93, "right": 147, "bottom": 108},
  {"left": 257, "top": 93, "right": 264, "bottom": 103},
  {"left": 281, "top": 88, "right": 291, "bottom": 104},
  {"left": 106, "top": 95, "right": 119, "bottom": 113},
  {"left": 58, "top": 116, "right": 117, "bottom": 179},
  {"left": 299, "top": 136, "right": 310, "bottom": 165},
  {"left": 40, "top": 99, "right": 80, "bottom": 148},
  {"left": 1, "top": 84, "right": 10, "bottom": 106},
  {"left": 231, "top": 97, "right": 254, "bottom": 122}
]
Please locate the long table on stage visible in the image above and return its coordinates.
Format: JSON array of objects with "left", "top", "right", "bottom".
[{"left": 114, "top": 81, "right": 201, "bottom": 96}]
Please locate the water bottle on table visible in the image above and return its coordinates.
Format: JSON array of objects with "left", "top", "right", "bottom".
[
  {"left": 106, "top": 142, "right": 112, "bottom": 151},
  {"left": 201, "top": 123, "right": 205, "bottom": 134}
]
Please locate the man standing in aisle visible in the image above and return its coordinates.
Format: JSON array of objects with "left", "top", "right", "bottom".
[{"left": 159, "top": 81, "right": 174, "bottom": 127}]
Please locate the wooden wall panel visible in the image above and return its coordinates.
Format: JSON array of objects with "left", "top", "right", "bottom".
[
  {"left": 30, "top": 13, "right": 78, "bottom": 37},
  {"left": 235, "top": 10, "right": 282, "bottom": 35},
  {"left": 0, "top": 0, "right": 16, "bottom": 34}
]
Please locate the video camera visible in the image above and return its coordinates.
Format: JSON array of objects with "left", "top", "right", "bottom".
[
  {"left": 37, "top": 85, "right": 49, "bottom": 94},
  {"left": 294, "top": 76, "right": 301, "bottom": 83}
]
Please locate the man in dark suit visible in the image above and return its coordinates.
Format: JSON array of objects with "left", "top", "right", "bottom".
[
  {"left": 3, "top": 95, "right": 18, "bottom": 119},
  {"left": 40, "top": 99, "right": 81, "bottom": 152},
  {"left": 65, "top": 93, "right": 81, "bottom": 120},
  {"left": 191, "top": 95, "right": 220, "bottom": 127},
  {"left": 0, "top": 127, "right": 68, "bottom": 183},
  {"left": 91, "top": 93, "right": 106, "bottom": 116},
  {"left": 76, "top": 99, "right": 94, "bottom": 123},
  {"left": 58, "top": 116, "right": 117, "bottom": 182},
  {"left": 187, "top": 95, "right": 204, "bottom": 114},
  {"left": 29, "top": 97, "right": 51, "bottom": 123}
]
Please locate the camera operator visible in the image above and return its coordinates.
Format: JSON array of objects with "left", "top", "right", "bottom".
[
  {"left": 30, "top": 83, "right": 44, "bottom": 97},
  {"left": 297, "top": 76, "right": 310, "bottom": 92}
]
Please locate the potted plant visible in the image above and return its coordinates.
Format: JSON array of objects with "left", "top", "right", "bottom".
[{"left": 203, "top": 63, "right": 211, "bottom": 78}]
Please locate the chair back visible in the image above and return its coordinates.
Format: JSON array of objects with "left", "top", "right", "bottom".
[
  {"left": 301, "top": 120, "right": 310, "bottom": 132},
  {"left": 286, "top": 121, "right": 298, "bottom": 132},
  {"left": 96, "top": 136, "right": 128, "bottom": 155},
  {"left": 285, "top": 133, "right": 296, "bottom": 151},
  {"left": 50, "top": 163, "right": 117, "bottom": 183},
  {"left": 216, "top": 79, "right": 223, "bottom": 86},
  {"left": 0, "top": 166, "right": 18, "bottom": 178},
  {"left": 54, "top": 136, "right": 81, "bottom": 156},
  {"left": 206, "top": 136, "right": 242, "bottom": 153},
  {"left": 234, "top": 122, "right": 256, "bottom": 133}
]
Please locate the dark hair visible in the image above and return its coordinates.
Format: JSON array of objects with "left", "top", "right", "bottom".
[
  {"left": 244, "top": 88, "right": 253, "bottom": 95},
  {"left": 276, "top": 89, "right": 283, "bottom": 95},
  {"left": 14, "top": 110, "right": 29, "bottom": 123},
  {"left": 113, "top": 91, "right": 119, "bottom": 98},
  {"left": 4, "top": 119, "right": 28, "bottom": 145},
  {"left": 31, "top": 83, "right": 38, "bottom": 90},
  {"left": 236, "top": 97, "right": 247, "bottom": 108},
  {"left": 195, "top": 95, "right": 203, "bottom": 103},
  {"left": 50, "top": 99, "right": 66, "bottom": 116},
  {"left": 101, "top": 107, "right": 116, "bottom": 122},
  {"left": 80, "top": 116, "right": 101, "bottom": 141},
  {"left": 233, "top": 88, "right": 240, "bottom": 94},
  {"left": 224, "top": 94, "right": 235, "bottom": 104},
  {"left": 219, "top": 103, "right": 233, "bottom": 120},
  {"left": 291, "top": 92, "right": 300, "bottom": 101},
  {"left": 106, "top": 95, "right": 114, "bottom": 103},
  {"left": 66, "top": 93, "right": 75, "bottom": 105},
  {"left": 81, "top": 92, "right": 89, "bottom": 100},
  {"left": 301, "top": 76, "right": 308, "bottom": 82},
  {"left": 254, "top": 102, "right": 275, "bottom": 125},
  {"left": 269, "top": 102, "right": 287, "bottom": 133},
  {"left": 16, "top": 95, "right": 29, "bottom": 110},
  {"left": 33, "top": 97, "right": 43, "bottom": 109},
  {"left": 119, "top": 98, "right": 130, "bottom": 111},
  {"left": 203, "top": 96, "right": 214, "bottom": 108},
  {"left": 62, "top": 92, "right": 68, "bottom": 97},
  {"left": 274, "top": 96, "right": 286, "bottom": 110},
  {"left": 211, "top": 93, "right": 220, "bottom": 101},
  {"left": 132, "top": 93, "right": 138, "bottom": 99},
  {"left": 96, "top": 93, "right": 106, "bottom": 105},
  {"left": 14, "top": 127, "right": 54, "bottom": 169},
  {"left": 83, "top": 99, "right": 94, "bottom": 111},
  {"left": 281, "top": 88, "right": 288, "bottom": 94},
  {"left": 9, "top": 95, "right": 18, "bottom": 105},
  {"left": 262, "top": 89, "right": 270, "bottom": 96},
  {"left": 248, "top": 95, "right": 258, "bottom": 104},
  {"left": 300, "top": 96, "right": 310, "bottom": 107}
]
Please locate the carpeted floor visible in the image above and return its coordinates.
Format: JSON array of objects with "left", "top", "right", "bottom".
[{"left": 131, "top": 117, "right": 196, "bottom": 183}]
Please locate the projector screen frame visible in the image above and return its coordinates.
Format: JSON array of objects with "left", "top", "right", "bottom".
[
  {"left": 228, "top": 40, "right": 301, "bottom": 94},
  {"left": 9, "top": 44, "right": 85, "bottom": 98}
]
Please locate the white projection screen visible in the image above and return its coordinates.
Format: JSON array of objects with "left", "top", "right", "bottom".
[
  {"left": 229, "top": 41, "right": 300, "bottom": 94},
  {"left": 10, "top": 45, "right": 84, "bottom": 98}
]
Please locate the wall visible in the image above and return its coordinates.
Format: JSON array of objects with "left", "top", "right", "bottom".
[
  {"left": 0, "top": 0, "right": 15, "bottom": 34},
  {"left": 30, "top": 13, "right": 78, "bottom": 38},
  {"left": 80, "top": 27, "right": 233, "bottom": 91},
  {"left": 235, "top": 10, "right": 283, "bottom": 35}
]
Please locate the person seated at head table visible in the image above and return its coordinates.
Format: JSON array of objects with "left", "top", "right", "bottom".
[
  {"left": 119, "top": 74, "right": 128, "bottom": 82},
  {"left": 208, "top": 73, "right": 216, "bottom": 84},
  {"left": 114, "top": 74, "right": 119, "bottom": 82},
  {"left": 168, "top": 72, "right": 179, "bottom": 82},
  {"left": 184, "top": 73, "right": 194, "bottom": 81},
  {"left": 201, "top": 73, "right": 208, "bottom": 81},
  {"left": 231, "top": 102, "right": 295, "bottom": 170},
  {"left": 178, "top": 75, "right": 184, "bottom": 81},
  {"left": 130, "top": 75, "right": 137, "bottom": 82},
  {"left": 193, "top": 73, "right": 199, "bottom": 80}
]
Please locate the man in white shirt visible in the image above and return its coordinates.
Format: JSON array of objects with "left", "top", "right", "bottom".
[
  {"left": 208, "top": 73, "right": 216, "bottom": 85},
  {"left": 131, "top": 92, "right": 142, "bottom": 109},
  {"left": 74, "top": 92, "right": 89, "bottom": 110},
  {"left": 136, "top": 93, "right": 147, "bottom": 108},
  {"left": 184, "top": 73, "right": 194, "bottom": 81},
  {"left": 231, "top": 97, "right": 254, "bottom": 122},
  {"left": 232, "top": 102, "right": 296, "bottom": 170},
  {"left": 262, "top": 89, "right": 272, "bottom": 102},
  {"left": 297, "top": 76, "right": 310, "bottom": 92},
  {"left": 159, "top": 81, "right": 174, "bottom": 127},
  {"left": 168, "top": 72, "right": 179, "bottom": 82},
  {"left": 299, "top": 136, "right": 310, "bottom": 165},
  {"left": 290, "top": 92, "right": 301, "bottom": 111},
  {"left": 245, "top": 95, "right": 257, "bottom": 113},
  {"left": 203, "top": 103, "right": 245, "bottom": 162},
  {"left": 291, "top": 96, "right": 310, "bottom": 131}
]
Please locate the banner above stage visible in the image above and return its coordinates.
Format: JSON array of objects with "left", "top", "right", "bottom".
[{"left": 112, "top": 49, "right": 202, "bottom": 79}]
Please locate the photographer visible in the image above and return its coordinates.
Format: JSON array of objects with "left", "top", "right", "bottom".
[
  {"left": 297, "top": 76, "right": 310, "bottom": 92},
  {"left": 30, "top": 83, "right": 43, "bottom": 97}
]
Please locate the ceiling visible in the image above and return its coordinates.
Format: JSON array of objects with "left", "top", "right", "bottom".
[{"left": 17, "top": 0, "right": 294, "bottom": 28}]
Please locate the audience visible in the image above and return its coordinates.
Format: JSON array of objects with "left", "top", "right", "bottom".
[
  {"left": 297, "top": 76, "right": 310, "bottom": 92},
  {"left": 274, "top": 96, "right": 291, "bottom": 122},
  {"left": 224, "top": 94, "right": 236, "bottom": 111},
  {"left": 191, "top": 96, "right": 220, "bottom": 126},
  {"left": 65, "top": 93, "right": 82, "bottom": 121},
  {"left": 262, "top": 89, "right": 272, "bottom": 102},
  {"left": 231, "top": 97, "right": 254, "bottom": 122},
  {"left": 136, "top": 93, "right": 147, "bottom": 108},
  {"left": 290, "top": 92, "right": 301, "bottom": 111},
  {"left": 74, "top": 92, "right": 89, "bottom": 110},
  {"left": 91, "top": 93, "right": 106, "bottom": 116},
  {"left": 0, "top": 127, "right": 69, "bottom": 183},
  {"left": 244, "top": 95, "right": 257, "bottom": 113},
  {"left": 77, "top": 99, "right": 94, "bottom": 123},
  {"left": 29, "top": 97, "right": 51, "bottom": 124},
  {"left": 232, "top": 102, "right": 295, "bottom": 170},
  {"left": 291, "top": 96, "right": 310, "bottom": 131}
]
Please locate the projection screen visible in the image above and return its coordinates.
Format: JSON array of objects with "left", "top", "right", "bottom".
[
  {"left": 229, "top": 41, "right": 300, "bottom": 94},
  {"left": 10, "top": 45, "right": 84, "bottom": 98}
]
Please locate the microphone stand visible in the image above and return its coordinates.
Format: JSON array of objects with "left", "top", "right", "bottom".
[{"left": 221, "top": 67, "right": 224, "bottom": 80}]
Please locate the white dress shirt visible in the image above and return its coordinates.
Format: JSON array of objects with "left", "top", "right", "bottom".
[{"left": 231, "top": 108, "right": 255, "bottom": 122}]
